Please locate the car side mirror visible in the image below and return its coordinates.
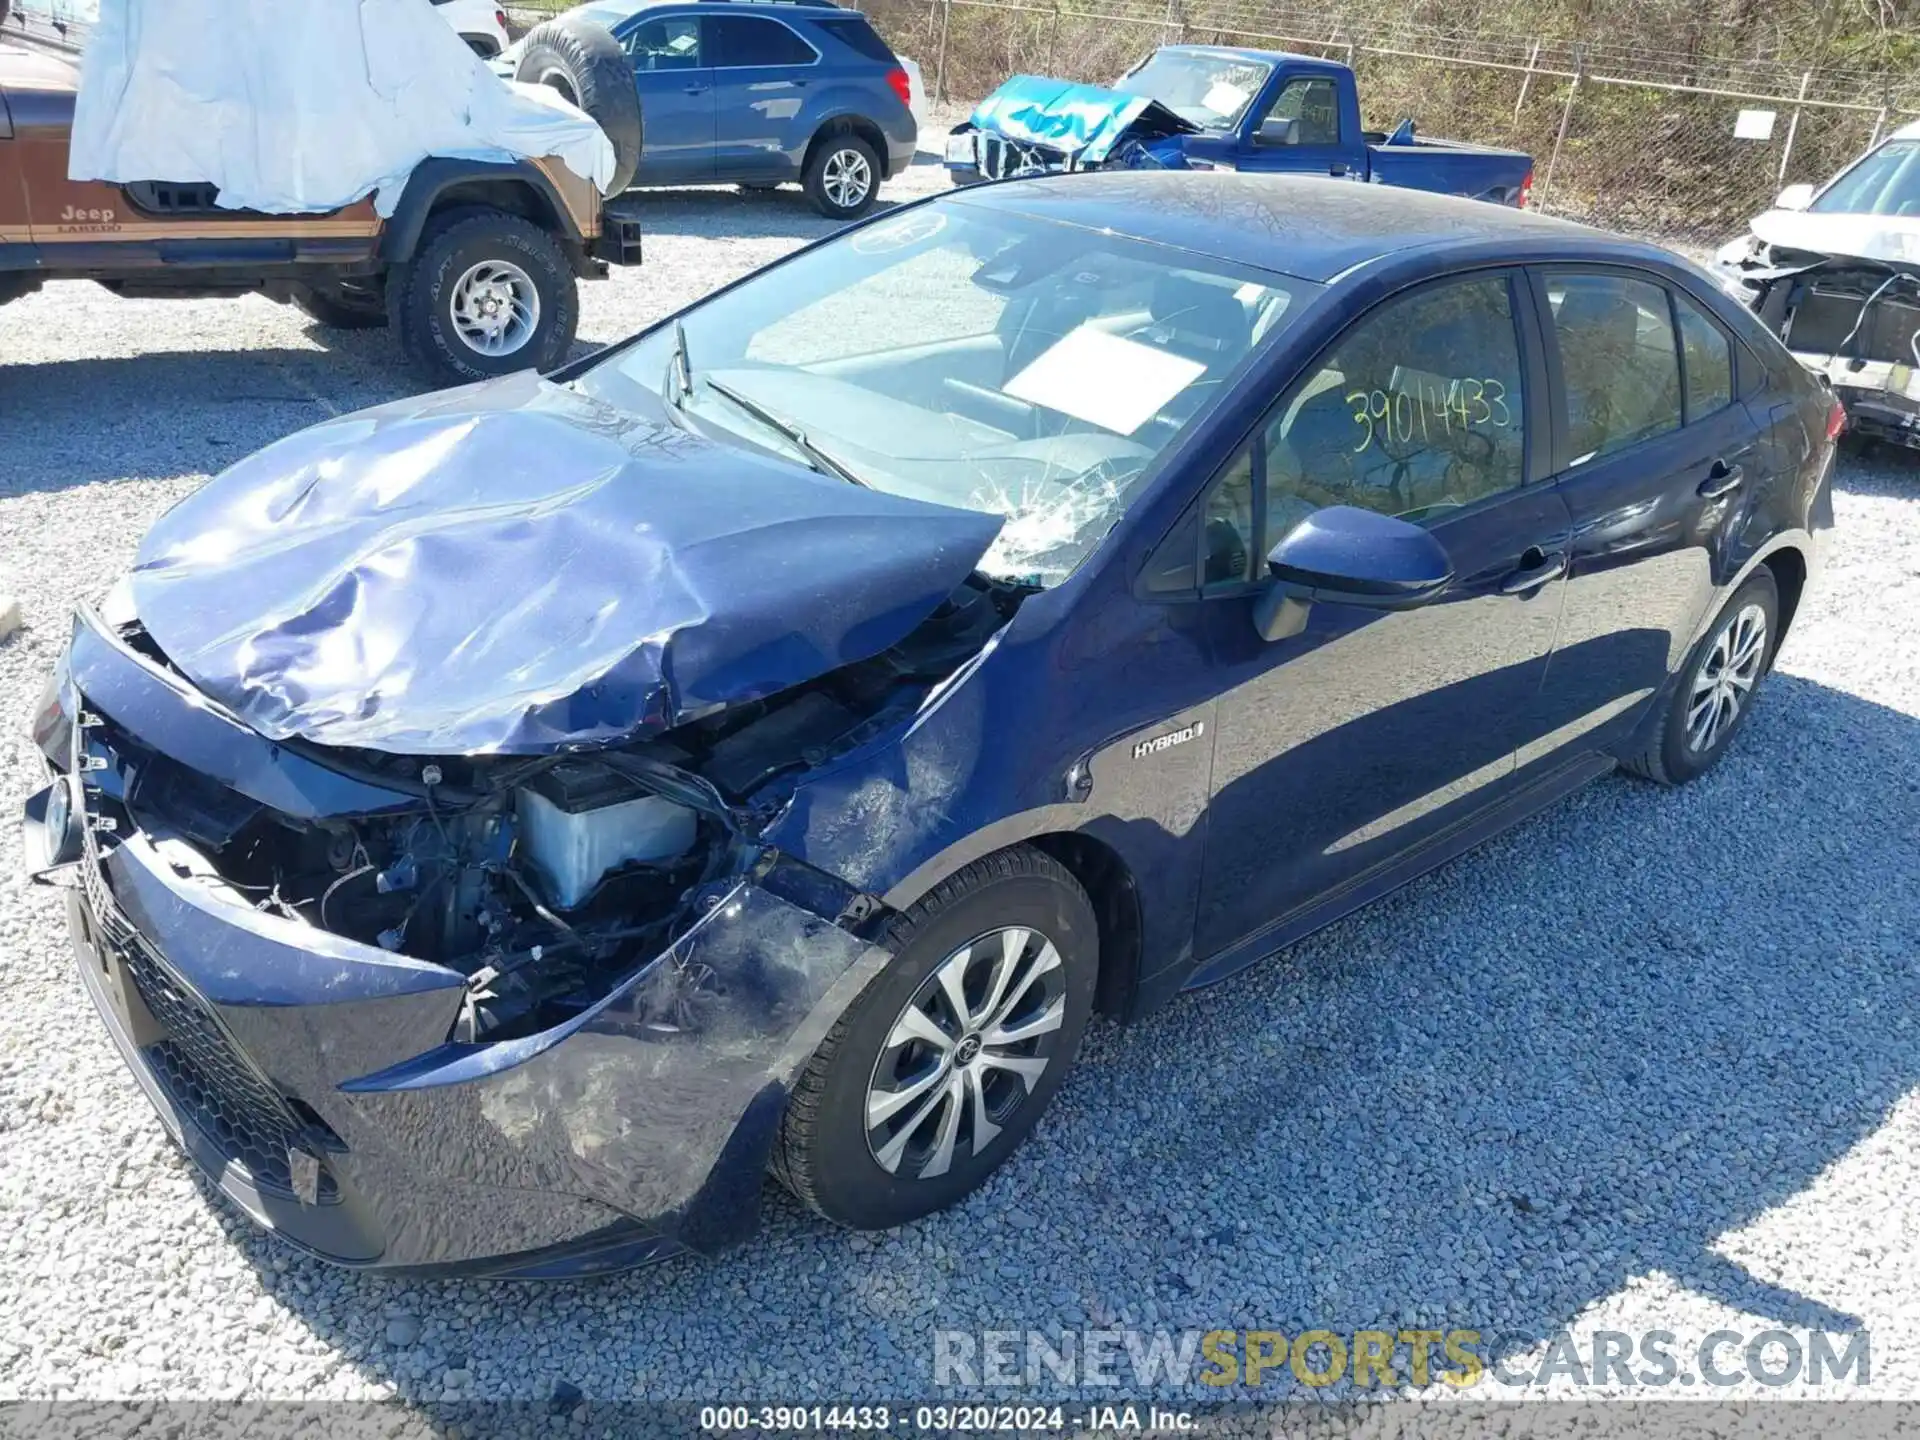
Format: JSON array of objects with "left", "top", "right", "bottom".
[
  {"left": 1252, "top": 506, "right": 1454, "bottom": 642},
  {"left": 1774, "top": 182, "right": 1816, "bottom": 212},
  {"left": 1255, "top": 116, "right": 1300, "bottom": 147}
]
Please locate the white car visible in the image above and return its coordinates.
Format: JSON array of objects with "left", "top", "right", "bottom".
[{"left": 432, "top": 0, "right": 510, "bottom": 58}]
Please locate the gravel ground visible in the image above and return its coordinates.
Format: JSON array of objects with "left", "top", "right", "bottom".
[{"left": 3, "top": 144, "right": 1920, "bottom": 1416}]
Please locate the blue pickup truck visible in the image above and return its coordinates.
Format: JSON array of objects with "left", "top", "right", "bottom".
[{"left": 946, "top": 47, "right": 1534, "bottom": 206}]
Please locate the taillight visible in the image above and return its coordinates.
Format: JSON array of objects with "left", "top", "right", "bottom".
[
  {"left": 1827, "top": 398, "right": 1848, "bottom": 442},
  {"left": 885, "top": 66, "right": 912, "bottom": 108},
  {"left": 496, "top": 8, "right": 507, "bottom": 29},
  {"left": 1516, "top": 168, "right": 1534, "bottom": 209}
]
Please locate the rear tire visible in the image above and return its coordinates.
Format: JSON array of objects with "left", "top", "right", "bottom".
[
  {"left": 515, "top": 17, "right": 645, "bottom": 194},
  {"left": 773, "top": 846, "right": 1097, "bottom": 1229},
  {"left": 387, "top": 209, "right": 578, "bottom": 385},
  {"left": 1623, "top": 568, "right": 1779, "bottom": 786},
  {"left": 290, "top": 282, "right": 387, "bottom": 330},
  {"left": 803, "top": 133, "right": 881, "bottom": 220}
]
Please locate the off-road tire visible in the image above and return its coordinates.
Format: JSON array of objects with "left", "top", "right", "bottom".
[
  {"left": 516, "top": 17, "right": 645, "bottom": 194},
  {"left": 290, "top": 283, "right": 387, "bottom": 330},
  {"left": 1623, "top": 567, "right": 1780, "bottom": 786},
  {"left": 802, "top": 133, "right": 882, "bottom": 220},
  {"left": 772, "top": 845, "right": 1098, "bottom": 1230},
  {"left": 387, "top": 208, "right": 578, "bottom": 384}
]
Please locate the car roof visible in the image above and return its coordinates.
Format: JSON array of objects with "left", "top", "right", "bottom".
[
  {"left": 598, "top": 0, "right": 850, "bottom": 18},
  {"left": 1152, "top": 43, "right": 1327, "bottom": 68},
  {"left": 946, "top": 171, "right": 1648, "bottom": 284}
]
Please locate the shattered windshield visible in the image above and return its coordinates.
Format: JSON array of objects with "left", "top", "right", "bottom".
[
  {"left": 1114, "top": 50, "right": 1271, "bottom": 131},
  {"left": 575, "top": 203, "right": 1311, "bottom": 586},
  {"left": 1813, "top": 139, "right": 1920, "bottom": 217}
]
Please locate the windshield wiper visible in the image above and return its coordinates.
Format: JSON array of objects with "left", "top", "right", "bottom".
[
  {"left": 661, "top": 319, "right": 693, "bottom": 421},
  {"left": 704, "top": 375, "right": 868, "bottom": 488}
]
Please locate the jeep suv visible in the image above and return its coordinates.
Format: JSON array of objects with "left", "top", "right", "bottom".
[
  {"left": 508, "top": 0, "right": 918, "bottom": 219},
  {"left": 0, "top": 37, "right": 645, "bottom": 382}
]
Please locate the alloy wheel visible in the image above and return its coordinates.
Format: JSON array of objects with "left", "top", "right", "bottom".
[
  {"left": 822, "top": 148, "right": 874, "bottom": 211},
  {"left": 1686, "top": 601, "right": 1768, "bottom": 754},
  {"left": 864, "top": 926, "right": 1067, "bottom": 1180},
  {"left": 449, "top": 259, "right": 541, "bottom": 358}
]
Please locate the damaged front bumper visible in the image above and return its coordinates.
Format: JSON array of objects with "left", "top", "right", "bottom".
[
  {"left": 944, "top": 76, "right": 1194, "bottom": 184},
  {"left": 25, "top": 607, "right": 887, "bottom": 1277},
  {"left": 1794, "top": 352, "right": 1920, "bottom": 446}
]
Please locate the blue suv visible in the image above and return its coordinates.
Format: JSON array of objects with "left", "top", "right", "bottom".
[{"left": 510, "top": 0, "right": 918, "bottom": 218}]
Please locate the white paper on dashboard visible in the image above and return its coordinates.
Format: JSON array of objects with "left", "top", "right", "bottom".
[
  {"left": 1202, "top": 81, "right": 1250, "bottom": 116},
  {"left": 1003, "top": 327, "right": 1207, "bottom": 435}
]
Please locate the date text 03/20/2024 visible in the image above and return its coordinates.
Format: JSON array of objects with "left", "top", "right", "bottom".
[{"left": 699, "top": 1405, "right": 1195, "bottom": 1432}]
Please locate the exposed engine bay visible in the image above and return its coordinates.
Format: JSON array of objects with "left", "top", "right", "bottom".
[
  {"left": 1724, "top": 235, "right": 1920, "bottom": 444},
  {"left": 106, "top": 573, "right": 1028, "bottom": 1045}
]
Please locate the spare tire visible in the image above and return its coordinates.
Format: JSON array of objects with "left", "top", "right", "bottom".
[{"left": 515, "top": 18, "right": 644, "bottom": 195}]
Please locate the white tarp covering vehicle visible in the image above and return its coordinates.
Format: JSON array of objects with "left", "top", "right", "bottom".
[{"left": 68, "top": 0, "right": 616, "bottom": 215}]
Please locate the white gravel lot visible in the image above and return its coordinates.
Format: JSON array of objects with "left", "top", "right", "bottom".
[{"left": 3, "top": 143, "right": 1920, "bottom": 1417}]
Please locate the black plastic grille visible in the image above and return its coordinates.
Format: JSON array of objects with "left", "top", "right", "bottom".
[
  {"left": 75, "top": 829, "right": 336, "bottom": 1204},
  {"left": 114, "top": 939, "right": 337, "bottom": 1202}
]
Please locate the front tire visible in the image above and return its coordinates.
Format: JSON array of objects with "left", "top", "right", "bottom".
[
  {"left": 387, "top": 209, "right": 578, "bottom": 384},
  {"left": 803, "top": 134, "right": 882, "bottom": 220},
  {"left": 773, "top": 846, "right": 1097, "bottom": 1229},
  {"left": 1624, "top": 568, "right": 1779, "bottom": 786}
]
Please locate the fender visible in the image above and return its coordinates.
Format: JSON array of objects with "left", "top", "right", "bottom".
[
  {"left": 378, "top": 157, "right": 586, "bottom": 267},
  {"left": 793, "top": 93, "right": 897, "bottom": 173},
  {"left": 758, "top": 585, "right": 1216, "bottom": 1025}
]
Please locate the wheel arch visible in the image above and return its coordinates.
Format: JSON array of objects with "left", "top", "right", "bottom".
[
  {"left": 867, "top": 817, "right": 1153, "bottom": 1026},
  {"left": 380, "top": 160, "right": 586, "bottom": 269},
  {"left": 1762, "top": 544, "right": 1809, "bottom": 656},
  {"left": 804, "top": 114, "right": 892, "bottom": 178},
  {"left": 1025, "top": 832, "right": 1145, "bottom": 1021}
]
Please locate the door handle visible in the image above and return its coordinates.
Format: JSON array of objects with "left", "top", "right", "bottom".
[
  {"left": 1698, "top": 460, "right": 1745, "bottom": 500},
  {"left": 1499, "top": 547, "right": 1568, "bottom": 595},
  {"left": 683, "top": 83, "right": 709, "bottom": 95}
]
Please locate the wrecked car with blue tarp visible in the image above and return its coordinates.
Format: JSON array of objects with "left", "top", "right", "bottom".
[{"left": 945, "top": 45, "right": 1534, "bottom": 206}]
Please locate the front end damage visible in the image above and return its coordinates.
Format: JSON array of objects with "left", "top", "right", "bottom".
[
  {"left": 944, "top": 76, "right": 1196, "bottom": 183},
  {"left": 1720, "top": 217, "right": 1920, "bottom": 447},
  {"left": 22, "top": 382, "right": 1034, "bottom": 1275}
]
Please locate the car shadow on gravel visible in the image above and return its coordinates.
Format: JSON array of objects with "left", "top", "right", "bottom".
[
  {"left": 0, "top": 345, "right": 419, "bottom": 494},
  {"left": 616, "top": 185, "right": 902, "bottom": 241},
  {"left": 173, "top": 667, "right": 1920, "bottom": 1404}
]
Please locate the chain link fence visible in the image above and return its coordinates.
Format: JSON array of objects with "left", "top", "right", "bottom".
[{"left": 856, "top": 0, "right": 1920, "bottom": 244}]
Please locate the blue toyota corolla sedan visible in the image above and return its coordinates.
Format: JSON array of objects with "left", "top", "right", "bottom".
[{"left": 25, "top": 173, "right": 1835, "bottom": 1276}]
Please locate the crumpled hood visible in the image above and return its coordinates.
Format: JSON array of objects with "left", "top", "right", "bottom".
[
  {"left": 129, "top": 373, "right": 1005, "bottom": 756},
  {"left": 1751, "top": 208, "right": 1920, "bottom": 267},
  {"left": 967, "top": 75, "right": 1196, "bottom": 164}
]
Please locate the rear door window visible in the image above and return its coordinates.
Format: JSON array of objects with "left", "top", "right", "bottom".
[
  {"left": 1673, "top": 291, "right": 1733, "bottom": 421},
  {"left": 709, "top": 16, "right": 817, "bottom": 67},
  {"left": 1546, "top": 273, "right": 1682, "bottom": 464}
]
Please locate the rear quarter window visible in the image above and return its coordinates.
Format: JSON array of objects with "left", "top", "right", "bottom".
[
  {"left": 710, "top": 15, "right": 817, "bottom": 67},
  {"left": 815, "top": 16, "right": 896, "bottom": 63}
]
